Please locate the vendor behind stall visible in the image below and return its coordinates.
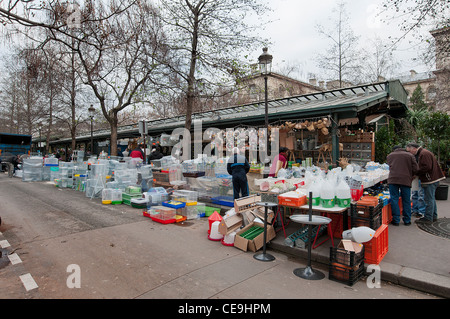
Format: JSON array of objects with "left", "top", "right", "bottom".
[
  {"left": 227, "top": 148, "right": 250, "bottom": 199},
  {"left": 269, "top": 147, "right": 289, "bottom": 177}
]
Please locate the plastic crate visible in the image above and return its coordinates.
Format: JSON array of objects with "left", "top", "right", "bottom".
[
  {"left": 197, "top": 205, "right": 218, "bottom": 217},
  {"left": 330, "top": 245, "right": 365, "bottom": 267},
  {"left": 350, "top": 201, "right": 382, "bottom": 219},
  {"left": 327, "top": 212, "right": 351, "bottom": 239},
  {"left": 350, "top": 210, "right": 382, "bottom": 230},
  {"left": 363, "top": 224, "right": 388, "bottom": 264},
  {"left": 278, "top": 194, "right": 307, "bottom": 207},
  {"left": 328, "top": 261, "right": 365, "bottom": 286},
  {"left": 172, "top": 190, "right": 198, "bottom": 203},
  {"left": 149, "top": 206, "right": 176, "bottom": 224},
  {"left": 382, "top": 203, "right": 392, "bottom": 224},
  {"left": 211, "top": 196, "right": 234, "bottom": 207}
]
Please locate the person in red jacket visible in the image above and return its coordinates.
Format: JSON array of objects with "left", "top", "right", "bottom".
[
  {"left": 386, "top": 146, "right": 418, "bottom": 226},
  {"left": 130, "top": 144, "right": 144, "bottom": 160},
  {"left": 406, "top": 143, "right": 445, "bottom": 224}
]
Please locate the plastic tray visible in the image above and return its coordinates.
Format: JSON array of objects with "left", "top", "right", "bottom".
[
  {"left": 211, "top": 196, "right": 234, "bottom": 207},
  {"left": 162, "top": 201, "right": 186, "bottom": 209}
]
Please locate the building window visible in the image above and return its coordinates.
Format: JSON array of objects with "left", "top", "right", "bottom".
[{"left": 427, "top": 86, "right": 437, "bottom": 101}]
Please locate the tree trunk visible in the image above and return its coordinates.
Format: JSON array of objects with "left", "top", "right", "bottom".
[
  {"left": 109, "top": 112, "right": 119, "bottom": 156},
  {"left": 185, "top": 2, "right": 200, "bottom": 131}
]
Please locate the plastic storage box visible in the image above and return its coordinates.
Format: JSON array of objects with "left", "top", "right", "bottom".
[
  {"left": 172, "top": 190, "right": 198, "bottom": 204},
  {"left": 149, "top": 206, "right": 176, "bottom": 224}
]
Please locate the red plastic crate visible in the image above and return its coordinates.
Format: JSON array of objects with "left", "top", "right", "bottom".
[
  {"left": 327, "top": 213, "right": 351, "bottom": 238},
  {"left": 363, "top": 224, "right": 389, "bottom": 264},
  {"left": 278, "top": 195, "right": 307, "bottom": 207},
  {"left": 382, "top": 204, "right": 392, "bottom": 224}
]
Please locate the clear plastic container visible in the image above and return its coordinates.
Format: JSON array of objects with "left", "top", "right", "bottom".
[{"left": 172, "top": 190, "right": 198, "bottom": 203}]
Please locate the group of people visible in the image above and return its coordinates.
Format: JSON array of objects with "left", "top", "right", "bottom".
[
  {"left": 122, "top": 144, "right": 164, "bottom": 164},
  {"left": 228, "top": 142, "right": 445, "bottom": 227},
  {"left": 387, "top": 143, "right": 445, "bottom": 226}
]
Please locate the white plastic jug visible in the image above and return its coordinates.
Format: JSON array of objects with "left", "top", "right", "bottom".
[
  {"left": 320, "top": 180, "right": 335, "bottom": 200},
  {"left": 336, "top": 180, "right": 351, "bottom": 199},
  {"left": 336, "top": 179, "right": 351, "bottom": 207},
  {"left": 307, "top": 180, "right": 321, "bottom": 206}
]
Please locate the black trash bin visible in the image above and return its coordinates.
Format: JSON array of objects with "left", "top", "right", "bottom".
[{"left": 435, "top": 184, "right": 448, "bottom": 200}]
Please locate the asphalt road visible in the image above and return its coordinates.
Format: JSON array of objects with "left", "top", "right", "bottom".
[{"left": 0, "top": 173, "right": 440, "bottom": 305}]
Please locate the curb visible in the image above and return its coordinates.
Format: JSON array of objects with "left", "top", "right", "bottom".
[{"left": 268, "top": 240, "right": 450, "bottom": 298}]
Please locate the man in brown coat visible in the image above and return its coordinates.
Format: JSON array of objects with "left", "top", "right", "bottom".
[
  {"left": 406, "top": 143, "right": 445, "bottom": 224},
  {"left": 386, "top": 146, "right": 419, "bottom": 226}
]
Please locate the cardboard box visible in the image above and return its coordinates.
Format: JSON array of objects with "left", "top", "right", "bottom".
[
  {"left": 339, "top": 239, "right": 363, "bottom": 254},
  {"left": 219, "top": 214, "right": 242, "bottom": 235},
  {"left": 234, "top": 221, "right": 276, "bottom": 252}
]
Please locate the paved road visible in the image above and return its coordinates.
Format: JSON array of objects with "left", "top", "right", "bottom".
[{"left": 0, "top": 173, "right": 440, "bottom": 304}]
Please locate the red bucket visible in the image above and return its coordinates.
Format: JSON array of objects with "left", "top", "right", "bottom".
[{"left": 350, "top": 186, "right": 364, "bottom": 201}]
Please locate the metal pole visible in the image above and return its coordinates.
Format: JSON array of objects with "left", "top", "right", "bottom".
[
  {"left": 90, "top": 117, "right": 93, "bottom": 155},
  {"left": 264, "top": 75, "right": 268, "bottom": 131}
]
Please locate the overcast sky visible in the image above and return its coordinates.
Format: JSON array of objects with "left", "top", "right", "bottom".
[{"left": 251, "top": 0, "right": 435, "bottom": 81}]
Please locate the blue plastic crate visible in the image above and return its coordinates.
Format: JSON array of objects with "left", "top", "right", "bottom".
[{"left": 211, "top": 196, "right": 234, "bottom": 207}]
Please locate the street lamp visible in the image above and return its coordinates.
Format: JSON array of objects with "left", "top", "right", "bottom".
[
  {"left": 88, "top": 104, "right": 95, "bottom": 155},
  {"left": 258, "top": 48, "right": 273, "bottom": 169},
  {"left": 38, "top": 123, "right": 42, "bottom": 155},
  {"left": 258, "top": 47, "right": 272, "bottom": 134}
]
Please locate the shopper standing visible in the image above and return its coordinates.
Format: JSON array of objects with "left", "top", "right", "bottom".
[
  {"left": 269, "top": 147, "right": 289, "bottom": 177},
  {"left": 386, "top": 146, "right": 418, "bottom": 226},
  {"left": 130, "top": 144, "right": 144, "bottom": 160},
  {"left": 409, "top": 146, "right": 426, "bottom": 218},
  {"left": 406, "top": 143, "right": 445, "bottom": 224},
  {"left": 227, "top": 148, "right": 250, "bottom": 200}
]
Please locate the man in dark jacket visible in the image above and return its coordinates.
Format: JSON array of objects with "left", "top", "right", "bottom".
[
  {"left": 386, "top": 146, "right": 418, "bottom": 226},
  {"left": 147, "top": 146, "right": 163, "bottom": 164},
  {"left": 227, "top": 148, "right": 250, "bottom": 200},
  {"left": 406, "top": 143, "right": 445, "bottom": 224}
]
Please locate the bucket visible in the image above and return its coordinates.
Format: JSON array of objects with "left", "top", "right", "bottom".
[
  {"left": 351, "top": 186, "right": 364, "bottom": 201},
  {"left": 336, "top": 197, "right": 351, "bottom": 208},
  {"left": 307, "top": 197, "right": 321, "bottom": 206},
  {"left": 208, "top": 221, "right": 223, "bottom": 241},
  {"left": 321, "top": 198, "right": 335, "bottom": 208},
  {"left": 435, "top": 184, "right": 448, "bottom": 200}
]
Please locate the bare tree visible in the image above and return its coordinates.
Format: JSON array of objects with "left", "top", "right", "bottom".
[
  {"left": 360, "top": 37, "right": 401, "bottom": 83},
  {"left": 315, "top": 1, "right": 361, "bottom": 87},
  {"left": 0, "top": 0, "right": 138, "bottom": 43},
  {"left": 156, "top": 0, "right": 270, "bottom": 130},
  {"left": 43, "top": 0, "right": 170, "bottom": 156}
]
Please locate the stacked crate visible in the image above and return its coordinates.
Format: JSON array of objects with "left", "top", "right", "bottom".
[
  {"left": 350, "top": 197, "right": 383, "bottom": 230},
  {"left": 329, "top": 242, "right": 365, "bottom": 286},
  {"left": 350, "top": 196, "right": 388, "bottom": 265}
]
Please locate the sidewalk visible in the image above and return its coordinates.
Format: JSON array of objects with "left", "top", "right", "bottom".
[{"left": 267, "top": 178, "right": 450, "bottom": 298}]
